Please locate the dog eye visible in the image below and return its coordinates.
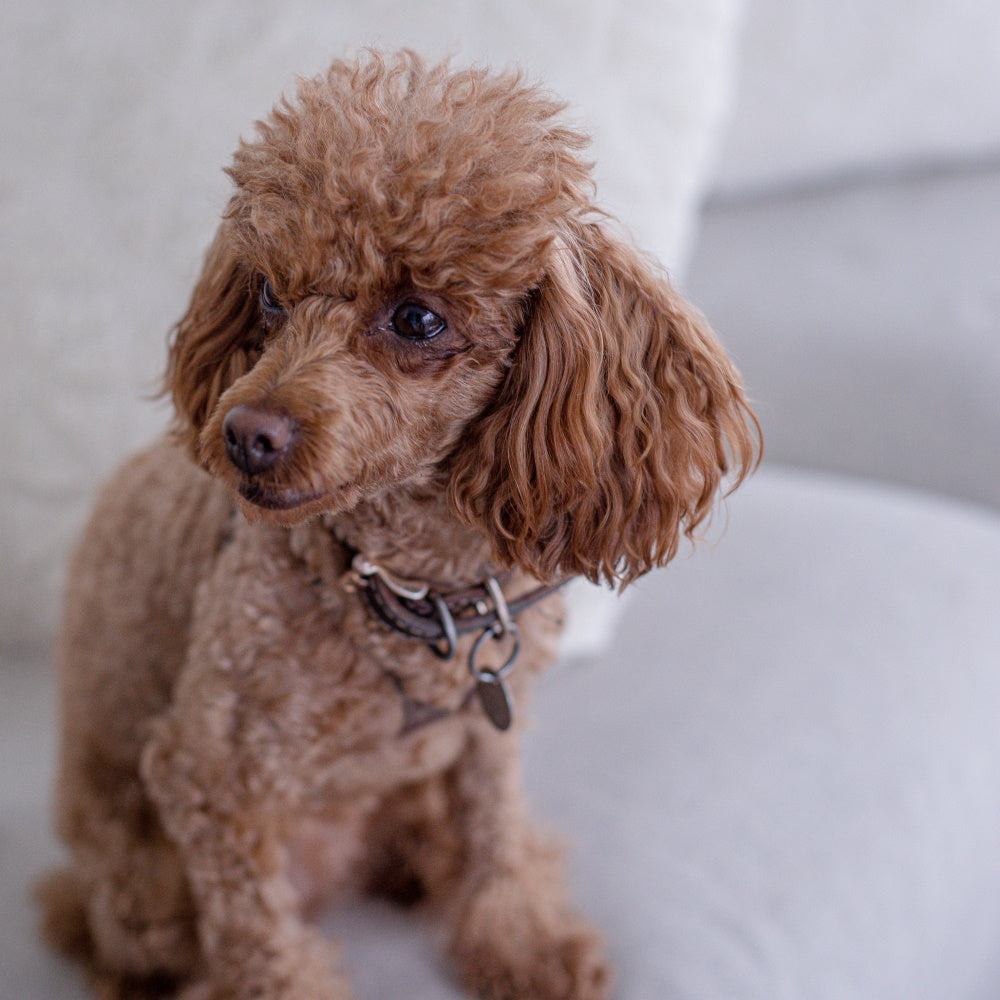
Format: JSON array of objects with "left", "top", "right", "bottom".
[
  {"left": 259, "top": 278, "right": 286, "bottom": 317},
  {"left": 390, "top": 302, "right": 446, "bottom": 341}
]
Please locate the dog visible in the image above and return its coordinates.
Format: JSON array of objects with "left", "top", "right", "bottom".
[{"left": 38, "top": 50, "right": 759, "bottom": 1000}]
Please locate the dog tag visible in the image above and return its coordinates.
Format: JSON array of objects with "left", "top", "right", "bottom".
[{"left": 476, "top": 672, "right": 513, "bottom": 731}]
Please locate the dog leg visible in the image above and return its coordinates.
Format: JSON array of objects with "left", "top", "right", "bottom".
[
  {"left": 39, "top": 758, "right": 201, "bottom": 995},
  {"left": 443, "top": 728, "right": 611, "bottom": 1000},
  {"left": 139, "top": 698, "right": 357, "bottom": 1000}
]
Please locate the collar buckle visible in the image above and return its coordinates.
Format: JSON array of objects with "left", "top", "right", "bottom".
[{"left": 350, "top": 553, "right": 430, "bottom": 602}]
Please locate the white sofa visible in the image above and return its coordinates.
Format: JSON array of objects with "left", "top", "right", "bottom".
[{"left": 4, "top": 2, "right": 1000, "bottom": 998}]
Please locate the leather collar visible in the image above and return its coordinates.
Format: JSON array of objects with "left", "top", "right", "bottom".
[{"left": 346, "top": 550, "right": 566, "bottom": 659}]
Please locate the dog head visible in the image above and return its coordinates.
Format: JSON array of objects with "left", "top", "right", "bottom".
[{"left": 167, "top": 51, "right": 759, "bottom": 586}]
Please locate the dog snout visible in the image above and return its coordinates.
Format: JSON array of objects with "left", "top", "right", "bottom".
[{"left": 222, "top": 404, "right": 298, "bottom": 476}]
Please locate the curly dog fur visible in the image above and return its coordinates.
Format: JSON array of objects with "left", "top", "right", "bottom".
[{"left": 39, "top": 51, "right": 759, "bottom": 1000}]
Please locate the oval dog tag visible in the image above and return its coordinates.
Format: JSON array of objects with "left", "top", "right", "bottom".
[{"left": 476, "top": 673, "right": 513, "bottom": 731}]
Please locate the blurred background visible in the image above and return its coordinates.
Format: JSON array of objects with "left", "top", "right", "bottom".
[{"left": 686, "top": 0, "right": 1000, "bottom": 511}]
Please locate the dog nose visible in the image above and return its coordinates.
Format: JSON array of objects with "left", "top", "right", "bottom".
[{"left": 222, "top": 405, "right": 297, "bottom": 476}]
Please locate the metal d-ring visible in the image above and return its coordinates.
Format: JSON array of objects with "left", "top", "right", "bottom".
[
  {"left": 468, "top": 620, "right": 520, "bottom": 683},
  {"left": 428, "top": 592, "right": 458, "bottom": 660}
]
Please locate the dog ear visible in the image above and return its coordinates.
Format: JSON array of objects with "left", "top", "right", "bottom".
[
  {"left": 449, "top": 223, "right": 760, "bottom": 588},
  {"left": 165, "top": 224, "right": 260, "bottom": 451}
]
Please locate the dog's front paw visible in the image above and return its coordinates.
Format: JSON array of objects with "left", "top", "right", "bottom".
[
  {"left": 177, "top": 971, "right": 355, "bottom": 1000},
  {"left": 175, "top": 930, "right": 355, "bottom": 1000},
  {"left": 449, "top": 874, "right": 610, "bottom": 1000}
]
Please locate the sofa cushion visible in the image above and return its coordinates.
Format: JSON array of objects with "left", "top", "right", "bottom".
[
  {"left": 526, "top": 466, "right": 1000, "bottom": 1000},
  {"left": 686, "top": 166, "right": 1000, "bottom": 511},
  {"left": 713, "top": 0, "right": 1000, "bottom": 195}
]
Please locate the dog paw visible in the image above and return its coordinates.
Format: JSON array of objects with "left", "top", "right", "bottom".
[
  {"left": 449, "top": 875, "right": 611, "bottom": 1000},
  {"left": 174, "top": 929, "right": 354, "bottom": 1000},
  {"left": 177, "top": 973, "right": 355, "bottom": 1000}
]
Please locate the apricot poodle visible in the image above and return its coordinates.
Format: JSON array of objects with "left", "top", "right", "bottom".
[{"left": 39, "top": 51, "right": 759, "bottom": 1000}]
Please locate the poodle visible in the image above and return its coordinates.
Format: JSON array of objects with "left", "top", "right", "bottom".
[{"left": 39, "top": 51, "right": 759, "bottom": 1000}]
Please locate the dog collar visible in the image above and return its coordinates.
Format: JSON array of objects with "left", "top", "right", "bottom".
[{"left": 346, "top": 550, "right": 566, "bottom": 731}]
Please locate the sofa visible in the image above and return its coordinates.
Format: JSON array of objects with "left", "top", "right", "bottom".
[{"left": 3, "top": 1, "right": 1000, "bottom": 998}]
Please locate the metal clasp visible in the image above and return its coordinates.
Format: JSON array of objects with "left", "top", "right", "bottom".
[{"left": 350, "top": 553, "right": 430, "bottom": 602}]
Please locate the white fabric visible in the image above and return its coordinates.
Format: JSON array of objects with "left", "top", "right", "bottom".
[
  {"left": 0, "top": 0, "right": 745, "bottom": 650},
  {"left": 5, "top": 466, "right": 1000, "bottom": 999},
  {"left": 685, "top": 166, "right": 1000, "bottom": 511},
  {"left": 714, "top": 0, "right": 1000, "bottom": 195}
]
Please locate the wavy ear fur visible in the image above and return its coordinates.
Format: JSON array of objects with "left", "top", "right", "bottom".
[
  {"left": 450, "top": 222, "right": 760, "bottom": 588},
  {"left": 165, "top": 224, "right": 260, "bottom": 452}
]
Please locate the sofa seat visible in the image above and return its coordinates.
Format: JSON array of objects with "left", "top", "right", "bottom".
[{"left": 4, "top": 464, "right": 1000, "bottom": 1000}]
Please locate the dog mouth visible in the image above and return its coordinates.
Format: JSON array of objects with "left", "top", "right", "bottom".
[{"left": 237, "top": 481, "right": 325, "bottom": 511}]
